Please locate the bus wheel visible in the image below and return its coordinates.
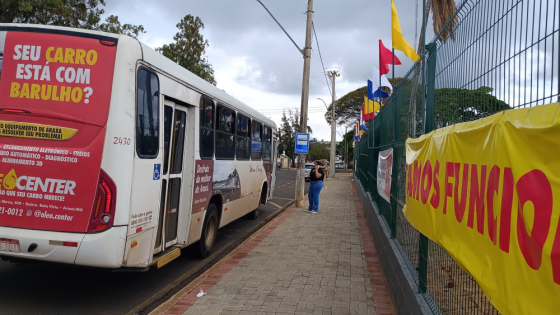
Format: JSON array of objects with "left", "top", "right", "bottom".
[
  {"left": 250, "top": 186, "right": 266, "bottom": 220},
  {"left": 200, "top": 203, "right": 218, "bottom": 258},
  {"left": 249, "top": 206, "right": 259, "bottom": 220}
]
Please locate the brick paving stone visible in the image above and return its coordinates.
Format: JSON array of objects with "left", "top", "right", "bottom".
[{"left": 167, "top": 175, "right": 393, "bottom": 315}]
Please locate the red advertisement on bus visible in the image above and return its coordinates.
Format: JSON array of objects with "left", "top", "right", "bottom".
[{"left": 0, "top": 30, "right": 117, "bottom": 232}]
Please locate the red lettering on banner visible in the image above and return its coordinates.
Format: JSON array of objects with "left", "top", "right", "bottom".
[
  {"left": 407, "top": 164, "right": 413, "bottom": 197},
  {"left": 486, "top": 165, "right": 500, "bottom": 245},
  {"left": 421, "top": 160, "right": 432, "bottom": 204},
  {"left": 413, "top": 161, "right": 421, "bottom": 200},
  {"left": 500, "top": 167, "right": 514, "bottom": 253},
  {"left": 516, "top": 170, "right": 552, "bottom": 270},
  {"left": 454, "top": 163, "right": 469, "bottom": 223},
  {"left": 468, "top": 164, "right": 487, "bottom": 235},
  {"left": 552, "top": 216, "right": 560, "bottom": 285},
  {"left": 430, "top": 161, "right": 441, "bottom": 209},
  {"left": 443, "top": 162, "right": 454, "bottom": 214}
]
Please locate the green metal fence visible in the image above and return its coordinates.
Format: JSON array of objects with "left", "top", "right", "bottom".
[{"left": 355, "top": 0, "right": 558, "bottom": 314}]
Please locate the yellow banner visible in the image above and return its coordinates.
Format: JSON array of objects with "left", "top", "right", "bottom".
[
  {"left": 0, "top": 120, "right": 77, "bottom": 141},
  {"left": 404, "top": 103, "right": 560, "bottom": 315}
]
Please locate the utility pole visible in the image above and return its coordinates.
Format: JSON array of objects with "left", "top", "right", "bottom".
[
  {"left": 327, "top": 69, "right": 340, "bottom": 178},
  {"left": 294, "top": 0, "right": 314, "bottom": 207},
  {"left": 345, "top": 125, "right": 348, "bottom": 170},
  {"left": 255, "top": 0, "right": 313, "bottom": 207}
]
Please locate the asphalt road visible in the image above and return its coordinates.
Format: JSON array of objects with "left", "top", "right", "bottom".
[{"left": 0, "top": 169, "right": 308, "bottom": 315}]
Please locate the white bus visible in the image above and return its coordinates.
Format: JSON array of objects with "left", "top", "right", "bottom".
[{"left": 0, "top": 24, "right": 277, "bottom": 269}]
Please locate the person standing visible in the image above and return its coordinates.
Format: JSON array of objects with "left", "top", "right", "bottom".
[
  {"left": 322, "top": 160, "right": 329, "bottom": 178},
  {"left": 307, "top": 160, "right": 324, "bottom": 213}
]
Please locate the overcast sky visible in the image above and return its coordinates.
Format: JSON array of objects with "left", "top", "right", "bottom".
[{"left": 102, "top": 0, "right": 435, "bottom": 141}]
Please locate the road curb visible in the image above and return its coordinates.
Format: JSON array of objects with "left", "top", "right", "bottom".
[{"left": 126, "top": 199, "right": 297, "bottom": 315}]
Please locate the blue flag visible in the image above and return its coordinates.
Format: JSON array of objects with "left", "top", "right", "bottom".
[{"left": 373, "top": 89, "right": 390, "bottom": 98}]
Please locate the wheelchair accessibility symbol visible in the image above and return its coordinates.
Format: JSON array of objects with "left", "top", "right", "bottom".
[{"left": 153, "top": 164, "right": 161, "bottom": 180}]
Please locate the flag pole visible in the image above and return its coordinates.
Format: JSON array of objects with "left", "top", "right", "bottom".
[
  {"left": 391, "top": 0, "right": 395, "bottom": 97},
  {"left": 378, "top": 41, "right": 382, "bottom": 105},
  {"left": 392, "top": 49, "right": 395, "bottom": 89}
]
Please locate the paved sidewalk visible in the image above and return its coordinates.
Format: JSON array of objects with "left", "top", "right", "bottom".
[{"left": 157, "top": 175, "right": 394, "bottom": 315}]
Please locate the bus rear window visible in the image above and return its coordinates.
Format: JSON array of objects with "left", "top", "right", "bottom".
[{"left": 136, "top": 67, "right": 159, "bottom": 158}]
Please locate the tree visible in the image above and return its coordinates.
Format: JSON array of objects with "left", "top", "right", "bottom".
[
  {"left": 336, "top": 129, "right": 354, "bottom": 165},
  {"left": 418, "top": 0, "right": 457, "bottom": 56},
  {"left": 1, "top": 1, "right": 147, "bottom": 38},
  {"left": 280, "top": 111, "right": 296, "bottom": 167},
  {"left": 328, "top": 83, "right": 510, "bottom": 133},
  {"left": 99, "top": 15, "right": 145, "bottom": 38},
  {"left": 278, "top": 110, "right": 313, "bottom": 167},
  {"left": 0, "top": 0, "right": 106, "bottom": 29},
  {"left": 433, "top": 86, "right": 509, "bottom": 128},
  {"left": 325, "top": 78, "right": 402, "bottom": 125},
  {"left": 308, "top": 142, "right": 329, "bottom": 162},
  {"left": 157, "top": 15, "right": 216, "bottom": 85}
]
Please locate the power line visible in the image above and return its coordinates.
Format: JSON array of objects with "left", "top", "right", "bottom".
[
  {"left": 312, "top": 22, "right": 332, "bottom": 97},
  {"left": 234, "top": 73, "right": 326, "bottom": 81},
  {"left": 233, "top": 75, "right": 327, "bottom": 83}
]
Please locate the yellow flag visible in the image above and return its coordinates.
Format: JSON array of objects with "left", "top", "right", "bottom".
[
  {"left": 392, "top": 0, "right": 419, "bottom": 61},
  {"left": 374, "top": 102, "right": 381, "bottom": 111}
]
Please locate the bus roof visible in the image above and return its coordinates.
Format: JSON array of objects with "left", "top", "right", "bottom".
[
  {"left": 140, "top": 42, "right": 276, "bottom": 130},
  {"left": 0, "top": 23, "right": 277, "bottom": 130}
]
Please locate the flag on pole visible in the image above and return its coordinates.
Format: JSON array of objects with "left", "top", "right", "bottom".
[
  {"left": 362, "top": 96, "right": 379, "bottom": 121},
  {"left": 379, "top": 40, "right": 401, "bottom": 75},
  {"left": 362, "top": 97, "right": 374, "bottom": 121},
  {"left": 392, "top": 0, "right": 420, "bottom": 62},
  {"left": 371, "top": 67, "right": 393, "bottom": 98}
]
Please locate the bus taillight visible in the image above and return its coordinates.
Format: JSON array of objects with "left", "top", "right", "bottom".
[
  {"left": 0, "top": 108, "right": 30, "bottom": 114},
  {"left": 87, "top": 169, "right": 117, "bottom": 233}
]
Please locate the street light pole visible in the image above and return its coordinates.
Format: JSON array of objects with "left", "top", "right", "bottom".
[
  {"left": 255, "top": 0, "right": 313, "bottom": 208},
  {"left": 294, "top": 0, "right": 314, "bottom": 207},
  {"left": 327, "top": 69, "right": 340, "bottom": 178}
]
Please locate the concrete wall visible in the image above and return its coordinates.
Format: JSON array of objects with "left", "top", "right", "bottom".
[{"left": 354, "top": 176, "right": 433, "bottom": 315}]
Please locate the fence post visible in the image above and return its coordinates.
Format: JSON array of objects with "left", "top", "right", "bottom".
[
  {"left": 389, "top": 89, "right": 398, "bottom": 239},
  {"left": 418, "top": 42, "right": 437, "bottom": 293}
]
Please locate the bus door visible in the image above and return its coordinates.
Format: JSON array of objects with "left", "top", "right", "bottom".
[
  {"left": 269, "top": 137, "right": 277, "bottom": 199},
  {"left": 154, "top": 100, "right": 188, "bottom": 253}
]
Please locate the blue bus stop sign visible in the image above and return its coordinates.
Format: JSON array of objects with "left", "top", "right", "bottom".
[{"left": 295, "top": 133, "right": 310, "bottom": 154}]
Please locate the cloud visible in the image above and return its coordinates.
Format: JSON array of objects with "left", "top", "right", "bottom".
[{"left": 102, "top": 0, "right": 430, "bottom": 141}]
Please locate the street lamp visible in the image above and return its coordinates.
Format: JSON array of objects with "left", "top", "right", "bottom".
[
  {"left": 256, "top": 0, "right": 314, "bottom": 207},
  {"left": 317, "top": 97, "right": 328, "bottom": 110}
]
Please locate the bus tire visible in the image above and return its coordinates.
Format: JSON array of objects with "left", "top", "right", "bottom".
[
  {"left": 249, "top": 206, "right": 259, "bottom": 220},
  {"left": 200, "top": 203, "right": 219, "bottom": 258},
  {"left": 250, "top": 184, "right": 267, "bottom": 220}
]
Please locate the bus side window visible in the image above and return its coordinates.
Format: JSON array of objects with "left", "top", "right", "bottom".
[
  {"left": 215, "top": 105, "right": 235, "bottom": 159},
  {"left": 136, "top": 68, "right": 160, "bottom": 158},
  {"left": 200, "top": 98, "right": 214, "bottom": 159},
  {"left": 262, "top": 126, "right": 271, "bottom": 160},
  {"left": 251, "top": 121, "right": 262, "bottom": 160},
  {"left": 236, "top": 114, "right": 251, "bottom": 160}
]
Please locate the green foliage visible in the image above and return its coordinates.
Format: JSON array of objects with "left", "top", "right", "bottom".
[
  {"left": 278, "top": 110, "right": 313, "bottom": 166},
  {"left": 279, "top": 110, "right": 298, "bottom": 166},
  {"left": 1, "top": 1, "right": 147, "bottom": 38},
  {"left": 325, "top": 78, "right": 402, "bottom": 125},
  {"left": 308, "top": 142, "right": 329, "bottom": 162},
  {"left": 157, "top": 15, "right": 216, "bottom": 85},
  {"left": 0, "top": 0, "right": 106, "bottom": 28},
  {"left": 336, "top": 129, "right": 354, "bottom": 163},
  {"left": 433, "top": 86, "right": 510, "bottom": 128},
  {"left": 327, "top": 77, "right": 509, "bottom": 131},
  {"left": 99, "top": 14, "right": 145, "bottom": 38},
  {"left": 325, "top": 86, "right": 366, "bottom": 126}
]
